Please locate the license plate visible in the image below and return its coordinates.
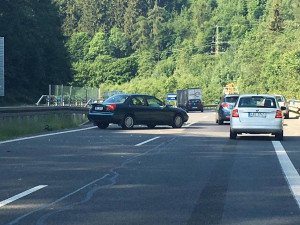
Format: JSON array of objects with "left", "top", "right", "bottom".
[
  {"left": 95, "top": 106, "right": 103, "bottom": 111},
  {"left": 192, "top": 107, "right": 198, "bottom": 109},
  {"left": 248, "top": 112, "right": 266, "bottom": 117}
]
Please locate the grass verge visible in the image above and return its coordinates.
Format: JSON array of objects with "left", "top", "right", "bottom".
[{"left": 0, "top": 114, "right": 88, "bottom": 141}]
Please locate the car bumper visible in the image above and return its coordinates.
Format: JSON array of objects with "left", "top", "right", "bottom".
[
  {"left": 220, "top": 110, "right": 231, "bottom": 121},
  {"left": 88, "top": 112, "right": 122, "bottom": 124},
  {"left": 186, "top": 106, "right": 203, "bottom": 110},
  {"left": 231, "top": 124, "right": 283, "bottom": 134},
  {"left": 184, "top": 114, "right": 189, "bottom": 122}
]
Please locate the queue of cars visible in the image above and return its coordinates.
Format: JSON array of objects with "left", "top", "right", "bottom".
[{"left": 88, "top": 93, "right": 288, "bottom": 140}]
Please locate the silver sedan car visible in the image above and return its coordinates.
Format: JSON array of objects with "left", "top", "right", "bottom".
[{"left": 230, "top": 94, "right": 286, "bottom": 140}]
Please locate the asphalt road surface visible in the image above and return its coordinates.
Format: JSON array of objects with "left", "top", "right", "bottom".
[{"left": 1, "top": 111, "right": 300, "bottom": 225}]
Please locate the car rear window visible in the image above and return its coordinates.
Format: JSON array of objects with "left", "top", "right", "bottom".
[
  {"left": 104, "top": 95, "right": 129, "bottom": 104},
  {"left": 275, "top": 96, "right": 283, "bottom": 102},
  {"left": 224, "top": 96, "right": 239, "bottom": 103},
  {"left": 238, "top": 96, "right": 276, "bottom": 108}
]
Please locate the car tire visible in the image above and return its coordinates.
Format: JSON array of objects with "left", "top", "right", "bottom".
[
  {"left": 218, "top": 118, "right": 224, "bottom": 125},
  {"left": 172, "top": 115, "right": 183, "bottom": 128},
  {"left": 230, "top": 130, "right": 237, "bottom": 139},
  {"left": 122, "top": 115, "right": 134, "bottom": 129},
  {"left": 97, "top": 123, "right": 109, "bottom": 129},
  {"left": 285, "top": 112, "right": 289, "bottom": 119},
  {"left": 147, "top": 124, "right": 156, "bottom": 129},
  {"left": 275, "top": 131, "right": 283, "bottom": 141}
]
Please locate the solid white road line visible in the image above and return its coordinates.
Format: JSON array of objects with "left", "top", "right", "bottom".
[
  {"left": 184, "top": 122, "right": 195, "bottom": 127},
  {"left": 272, "top": 141, "right": 300, "bottom": 209},
  {"left": 0, "top": 126, "right": 97, "bottom": 145},
  {"left": 0, "top": 185, "right": 48, "bottom": 208},
  {"left": 135, "top": 137, "right": 160, "bottom": 146}
]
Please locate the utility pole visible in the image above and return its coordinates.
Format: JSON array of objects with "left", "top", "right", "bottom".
[{"left": 211, "top": 25, "right": 226, "bottom": 55}]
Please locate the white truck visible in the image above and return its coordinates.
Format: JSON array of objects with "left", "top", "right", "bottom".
[{"left": 177, "top": 88, "right": 203, "bottom": 112}]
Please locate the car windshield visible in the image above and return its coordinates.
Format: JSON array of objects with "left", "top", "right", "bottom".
[
  {"left": 275, "top": 96, "right": 283, "bottom": 102},
  {"left": 238, "top": 96, "right": 276, "bottom": 108},
  {"left": 224, "top": 96, "right": 239, "bottom": 103},
  {"left": 104, "top": 95, "right": 129, "bottom": 104}
]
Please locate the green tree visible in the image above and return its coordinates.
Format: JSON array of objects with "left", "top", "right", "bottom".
[
  {"left": 85, "top": 31, "right": 109, "bottom": 61},
  {"left": 77, "top": 0, "right": 109, "bottom": 34},
  {"left": 66, "top": 32, "right": 91, "bottom": 62},
  {"left": 108, "top": 27, "right": 131, "bottom": 58},
  {"left": 269, "top": 1, "right": 284, "bottom": 32},
  {"left": 132, "top": 16, "right": 151, "bottom": 51},
  {"left": 147, "top": 0, "right": 168, "bottom": 55}
]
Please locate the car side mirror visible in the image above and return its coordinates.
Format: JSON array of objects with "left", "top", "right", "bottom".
[{"left": 281, "top": 106, "right": 286, "bottom": 111}]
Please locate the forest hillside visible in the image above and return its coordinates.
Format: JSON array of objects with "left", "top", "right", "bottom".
[{"left": 0, "top": 0, "right": 300, "bottom": 104}]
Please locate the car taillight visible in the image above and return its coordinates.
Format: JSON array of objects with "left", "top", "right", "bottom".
[
  {"left": 232, "top": 109, "right": 239, "bottom": 117},
  {"left": 188, "top": 102, "right": 192, "bottom": 106},
  {"left": 222, "top": 103, "right": 229, "bottom": 108},
  {"left": 199, "top": 102, "right": 202, "bottom": 106},
  {"left": 275, "top": 110, "right": 282, "bottom": 118},
  {"left": 107, "top": 104, "right": 117, "bottom": 111}
]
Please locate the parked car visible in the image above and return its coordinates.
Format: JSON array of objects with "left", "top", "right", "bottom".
[
  {"left": 230, "top": 94, "right": 286, "bottom": 140},
  {"left": 88, "top": 94, "right": 189, "bottom": 129},
  {"left": 275, "top": 95, "right": 289, "bottom": 119},
  {"left": 215, "top": 94, "right": 239, "bottom": 125},
  {"left": 186, "top": 99, "right": 204, "bottom": 112}
]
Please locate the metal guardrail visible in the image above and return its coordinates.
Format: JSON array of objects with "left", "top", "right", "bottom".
[
  {"left": 0, "top": 106, "right": 89, "bottom": 117},
  {"left": 288, "top": 100, "right": 300, "bottom": 114},
  {"left": 204, "top": 105, "right": 217, "bottom": 110}
]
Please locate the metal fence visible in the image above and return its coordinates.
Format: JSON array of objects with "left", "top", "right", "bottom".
[
  {"left": 103, "top": 90, "right": 123, "bottom": 100},
  {"left": 36, "top": 85, "right": 100, "bottom": 107}
]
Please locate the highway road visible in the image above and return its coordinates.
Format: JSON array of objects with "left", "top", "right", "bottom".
[{"left": 1, "top": 111, "right": 300, "bottom": 225}]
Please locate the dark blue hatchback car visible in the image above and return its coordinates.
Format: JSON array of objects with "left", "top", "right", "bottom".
[{"left": 215, "top": 94, "right": 239, "bottom": 125}]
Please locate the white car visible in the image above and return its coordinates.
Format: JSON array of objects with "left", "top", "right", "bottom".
[{"left": 230, "top": 94, "right": 286, "bottom": 140}]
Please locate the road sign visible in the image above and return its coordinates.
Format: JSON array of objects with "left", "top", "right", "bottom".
[
  {"left": 167, "top": 93, "right": 177, "bottom": 101},
  {"left": 0, "top": 37, "right": 4, "bottom": 96}
]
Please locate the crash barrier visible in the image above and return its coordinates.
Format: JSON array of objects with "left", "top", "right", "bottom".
[
  {"left": 288, "top": 100, "right": 300, "bottom": 114},
  {"left": 203, "top": 105, "right": 217, "bottom": 110},
  {"left": 0, "top": 106, "right": 90, "bottom": 132}
]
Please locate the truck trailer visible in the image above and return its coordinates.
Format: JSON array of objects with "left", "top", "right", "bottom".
[{"left": 177, "top": 88, "right": 203, "bottom": 112}]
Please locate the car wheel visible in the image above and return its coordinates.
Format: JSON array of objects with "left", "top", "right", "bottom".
[
  {"left": 147, "top": 124, "right": 156, "bottom": 129},
  {"left": 275, "top": 131, "right": 283, "bottom": 141},
  {"left": 218, "top": 118, "right": 224, "bottom": 125},
  {"left": 172, "top": 115, "right": 183, "bottom": 128},
  {"left": 285, "top": 112, "right": 289, "bottom": 119},
  {"left": 230, "top": 130, "right": 237, "bottom": 139},
  {"left": 97, "top": 123, "right": 109, "bottom": 129},
  {"left": 122, "top": 115, "right": 134, "bottom": 129}
]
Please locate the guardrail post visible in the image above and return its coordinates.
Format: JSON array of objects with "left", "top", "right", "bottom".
[
  {"left": 69, "top": 86, "right": 72, "bottom": 106},
  {"left": 48, "top": 85, "right": 51, "bottom": 106},
  {"left": 61, "top": 84, "right": 64, "bottom": 106}
]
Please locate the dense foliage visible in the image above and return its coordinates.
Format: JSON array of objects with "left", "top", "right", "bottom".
[
  {"left": 1, "top": 0, "right": 300, "bottom": 104},
  {"left": 0, "top": 0, "right": 71, "bottom": 104}
]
